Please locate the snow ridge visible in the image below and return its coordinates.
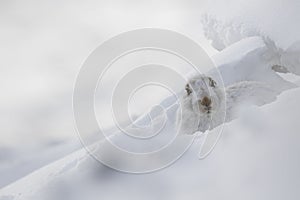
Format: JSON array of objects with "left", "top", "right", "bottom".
[{"left": 202, "top": 15, "right": 300, "bottom": 76}]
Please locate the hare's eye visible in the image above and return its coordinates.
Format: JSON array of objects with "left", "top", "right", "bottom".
[
  {"left": 208, "top": 77, "right": 216, "bottom": 88},
  {"left": 185, "top": 84, "right": 192, "bottom": 95}
]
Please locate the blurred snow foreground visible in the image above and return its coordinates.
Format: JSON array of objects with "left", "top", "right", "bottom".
[{"left": 1, "top": 21, "right": 300, "bottom": 200}]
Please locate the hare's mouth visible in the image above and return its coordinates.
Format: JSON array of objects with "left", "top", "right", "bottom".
[{"left": 204, "top": 106, "right": 212, "bottom": 114}]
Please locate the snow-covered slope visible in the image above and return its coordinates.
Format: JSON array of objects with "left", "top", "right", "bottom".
[
  {"left": 1, "top": 31, "right": 299, "bottom": 200},
  {"left": 1, "top": 86, "right": 300, "bottom": 200}
]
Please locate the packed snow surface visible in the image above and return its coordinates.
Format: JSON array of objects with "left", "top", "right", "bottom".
[{"left": 1, "top": 24, "right": 300, "bottom": 199}]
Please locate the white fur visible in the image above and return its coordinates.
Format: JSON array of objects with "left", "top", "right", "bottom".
[
  {"left": 176, "top": 76, "right": 225, "bottom": 134},
  {"left": 176, "top": 75, "right": 277, "bottom": 135}
]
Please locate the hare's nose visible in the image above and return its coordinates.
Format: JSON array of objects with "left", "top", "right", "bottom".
[{"left": 201, "top": 96, "right": 212, "bottom": 107}]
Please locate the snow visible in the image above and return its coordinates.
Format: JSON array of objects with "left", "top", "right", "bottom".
[
  {"left": 208, "top": 37, "right": 296, "bottom": 92},
  {"left": 281, "top": 41, "right": 300, "bottom": 75},
  {"left": 1, "top": 23, "right": 300, "bottom": 199},
  {"left": 1, "top": 1, "right": 300, "bottom": 199},
  {"left": 201, "top": 15, "right": 261, "bottom": 51},
  {"left": 1, "top": 87, "right": 300, "bottom": 200}
]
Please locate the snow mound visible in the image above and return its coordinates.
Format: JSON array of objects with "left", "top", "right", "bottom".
[
  {"left": 202, "top": 15, "right": 300, "bottom": 77},
  {"left": 201, "top": 15, "right": 261, "bottom": 51},
  {"left": 1, "top": 86, "right": 300, "bottom": 200},
  {"left": 208, "top": 37, "right": 296, "bottom": 92}
]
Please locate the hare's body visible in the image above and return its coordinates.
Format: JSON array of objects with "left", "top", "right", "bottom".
[{"left": 176, "top": 75, "right": 277, "bottom": 135}]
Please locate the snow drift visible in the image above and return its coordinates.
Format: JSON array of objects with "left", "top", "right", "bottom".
[{"left": 1, "top": 21, "right": 300, "bottom": 199}]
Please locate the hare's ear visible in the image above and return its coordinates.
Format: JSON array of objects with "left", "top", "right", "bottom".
[
  {"left": 185, "top": 84, "right": 192, "bottom": 95},
  {"left": 208, "top": 77, "right": 217, "bottom": 88}
]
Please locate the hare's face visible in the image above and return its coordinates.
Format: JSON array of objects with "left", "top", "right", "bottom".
[{"left": 185, "top": 76, "right": 218, "bottom": 114}]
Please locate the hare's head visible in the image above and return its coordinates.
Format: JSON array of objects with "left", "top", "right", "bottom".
[{"left": 185, "top": 75, "right": 219, "bottom": 114}]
